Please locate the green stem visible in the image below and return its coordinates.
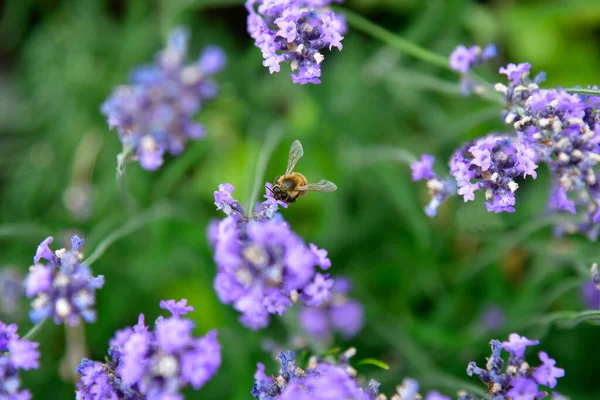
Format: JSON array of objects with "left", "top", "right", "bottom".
[
  {"left": 246, "top": 126, "right": 284, "bottom": 214},
  {"left": 337, "top": 7, "right": 449, "bottom": 70},
  {"left": 564, "top": 87, "right": 600, "bottom": 96},
  {"left": 83, "top": 202, "right": 179, "bottom": 266},
  {"left": 116, "top": 146, "right": 135, "bottom": 214},
  {"left": 23, "top": 319, "right": 48, "bottom": 341}
]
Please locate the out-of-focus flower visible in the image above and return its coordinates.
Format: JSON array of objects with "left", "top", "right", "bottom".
[
  {"left": 0, "top": 321, "right": 40, "bottom": 399},
  {"left": 410, "top": 154, "right": 455, "bottom": 217},
  {"left": 101, "top": 27, "right": 226, "bottom": 170},
  {"left": 246, "top": 0, "right": 346, "bottom": 84},
  {"left": 449, "top": 44, "right": 496, "bottom": 74},
  {"left": 76, "top": 299, "right": 221, "bottom": 399},
  {"left": 299, "top": 276, "right": 364, "bottom": 339},
  {"left": 0, "top": 267, "right": 23, "bottom": 317},
  {"left": 24, "top": 236, "right": 104, "bottom": 326}
]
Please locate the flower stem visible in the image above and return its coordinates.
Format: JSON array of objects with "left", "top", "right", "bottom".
[
  {"left": 23, "top": 318, "right": 48, "bottom": 341},
  {"left": 564, "top": 87, "right": 600, "bottom": 96},
  {"left": 116, "top": 146, "right": 135, "bottom": 214},
  {"left": 83, "top": 202, "right": 180, "bottom": 266},
  {"left": 246, "top": 126, "right": 284, "bottom": 214}
]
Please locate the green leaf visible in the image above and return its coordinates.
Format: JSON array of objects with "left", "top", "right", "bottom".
[{"left": 355, "top": 358, "right": 390, "bottom": 370}]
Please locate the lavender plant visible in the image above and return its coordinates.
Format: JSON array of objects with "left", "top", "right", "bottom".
[
  {"left": 24, "top": 236, "right": 104, "bottom": 326},
  {"left": 212, "top": 183, "right": 333, "bottom": 329},
  {"left": 246, "top": 0, "right": 346, "bottom": 84},
  {"left": 75, "top": 299, "right": 221, "bottom": 399},
  {"left": 0, "top": 321, "right": 40, "bottom": 399},
  {"left": 102, "top": 27, "right": 226, "bottom": 171},
  {"left": 411, "top": 56, "right": 600, "bottom": 240}
]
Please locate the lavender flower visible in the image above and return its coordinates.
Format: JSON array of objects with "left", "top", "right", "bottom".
[
  {"left": 0, "top": 268, "right": 23, "bottom": 317},
  {"left": 412, "top": 59, "right": 600, "bottom": 239},
  {"left": 466, "top": 334, "right": 564, "bottom": 399},
  {"left": 449, "top": 44, "right": 496, "bottom": 74},
  {"left": 251, "top": 350, "right": 373, "bottom": 400},
  {"left": 246, "top": 0, "right": 346, "bottom": 84},
  {"left": 410, "top": 154, "right": 455, "bottom": 217},
  {"left": 299, "top": 276, "right": 364, "bottom": 339},
  {"left": 0, "top": 321, "right": 40, "bottom": 399},
  {"left": 24, "top": 236, "right": 104, "bottom": 326},
  {"left": 212, "top": 183, "right": 332, "bottom": 329},
  {"left": 76, "top": 299, "right": 221, "bottom": 400},
  {"left": 449, "top": 44, "right": 496, "bottom": 94},
  {"left": 101, "top": 27, "right": 226, "bottom": 170}
]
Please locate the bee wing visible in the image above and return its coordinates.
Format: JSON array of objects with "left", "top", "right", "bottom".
[
  {"left": 285, "top": 140, "right": 304, "bottom": 175},
  {"left": 298, "top": 180, "right": 338, "bottom": 192}
]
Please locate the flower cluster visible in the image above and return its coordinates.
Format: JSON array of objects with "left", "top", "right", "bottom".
[
  {"left": 412, "top": 60, "right": 600, "bottom": 240},
  {"left": 212, "top": 184, "right": 333, "bottom": 329},
  {"left": 465, "top": 333, "right": 565, "bottom": 399},
  {"left": 76, "top": 299, "right": 221, "bottom": 400},
  {"left": 24, "top": 236, "right": 104, "bottom": 326},
  {"left": 299, "top": 276, "right": 364, "bottom": 340},
  {"left": 410, "top": 154, "right": 455, "bottom": 217},
  {"left": 246, "top": 0, "right": 346, "bottom": 84},
  {"left": 0, "top": 321, "right": 40, "bottom": 399},
  {"left": 101, "top": 27, "right": 226, "bottom": 170},
  {"left": 252, "top": 349, "right": 375, "bottom": 400},
  {"left": 449, "top": 134, "right": 537, "bottom": 213},
  {"left": 449, "top": 44, "right": 497, "bottom": 94}
]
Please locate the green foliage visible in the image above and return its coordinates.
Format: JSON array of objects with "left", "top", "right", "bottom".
[{"left": 1, "top": 0, "right": 600, "bottom": 398}]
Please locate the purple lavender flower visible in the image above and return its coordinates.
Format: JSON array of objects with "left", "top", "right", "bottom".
[
  {"left": 24, "top": 236, "right": 104, "bottom": 326},
  {"left": 246, "top": 0, "right": 346, "bottom": 84},
  {"left": 76, "top": 299, "right": 221, "bottom": 399},
  {"left": 299, "top": 276, "right": 364, "bottom": 339},
  {"left": 411, "top": 155, "right": 455, "bottom": 217},
  {"left": 466, "top": 334, "right": 565, "bottom": 399},
  {"left": 0, "top": 268, "right": 23, "bottom": 317},
  {"left": 533, "top": 352, "right": 565, "bottom": 389},
  {"left": 212, "top": 214, "right": 332, "bottom": 329},
  {"left": 425, "top": 392, "right": 451, "bottom": 400},
  {"left": 449, "top": 44, "right": 496, "bottom": 95},
  {"left": 101, "top": 27, "right": 226, "bottom": 170},
  {"left": 0, "top": 321, "right": 40, "bottom": 399},
  {"left": 499, "top": 62, "right": 531, "bottom": 84},
  {"left": 502, "top": 333, "right": 539, "bottom": 358},
  {"left": 449, "top": 45, "right": 477, "bottom": 74},
  {"left": 581, "top": 280, "right": 600, "bottom": 309},
  {"left": 252, "top": 350, "right": 373, "bottom": 400}
]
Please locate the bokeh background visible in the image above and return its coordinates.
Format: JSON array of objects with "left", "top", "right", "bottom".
[{"left": 1, "top": 0, "right": 600, "bottom": 398}]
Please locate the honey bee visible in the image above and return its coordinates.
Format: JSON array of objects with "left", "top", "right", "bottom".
[{"left": 271, "top": 140, "right": 337, "bottom": 203}]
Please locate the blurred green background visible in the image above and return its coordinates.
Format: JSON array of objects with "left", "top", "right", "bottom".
[{"left": 1, "top": 0, "right": 600, "bottom": 398}]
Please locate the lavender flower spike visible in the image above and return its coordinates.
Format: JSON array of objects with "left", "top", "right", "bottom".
[
  {"left": 101, "top": 27, "right": 226, "bottom": 170},
  {"left": 410, "top": 154, "right": 455, "bottom": 217},
  {"left": 0, "top": 321, "right": 40, "bottom": 399},
  {"left": 25, "top": 235, "right": 104, "bottom": 326},
  {"left": 246, "top": 0, "right": 347, "bottom": 84},
  {"left": 76, "top": 299, "right": 221, "bottom": 399},
  {"left": 211, "top": 183, "right": 332, "bottom": 329},
  {"left": 466, "top": 334, "right": 565, "bottom": 399}
]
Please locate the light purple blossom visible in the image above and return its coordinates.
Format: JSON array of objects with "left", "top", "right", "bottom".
[
  {"left": 502, "top": 333, "right": 539, "bottom": 358},
  {"left": 101, "top": 27, "right": 226, "bottom": 170},
  {"left": 246, "top": 0, "right": 346, "bottom": 84},
  {"left": 24, "top": 236, "right": 104, "bottom": 326},
  {"left": 499, "top": 62, "right": 531, "bottom": 84},
  {"left": 533, "top": 352, "right": 565, "bottom": 389},
  {"left": 411, "top": 154, "right": 436, "bottom": 181},
  {"left": 0, "top": 321, "right": 40, "bottom": 399},
  {"left": 76, "top": 299, "right": 221, "bottom": 399},
  {"left": 449, "top": 45, "right": 478, "bottom": 74},
  {"left": 506, "top": 377, "right": 539, "bottom": 400}
]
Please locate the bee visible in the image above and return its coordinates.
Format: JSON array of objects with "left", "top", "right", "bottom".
[{"left": 271, "top": 140, "right": 337, "bottom": 203}]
